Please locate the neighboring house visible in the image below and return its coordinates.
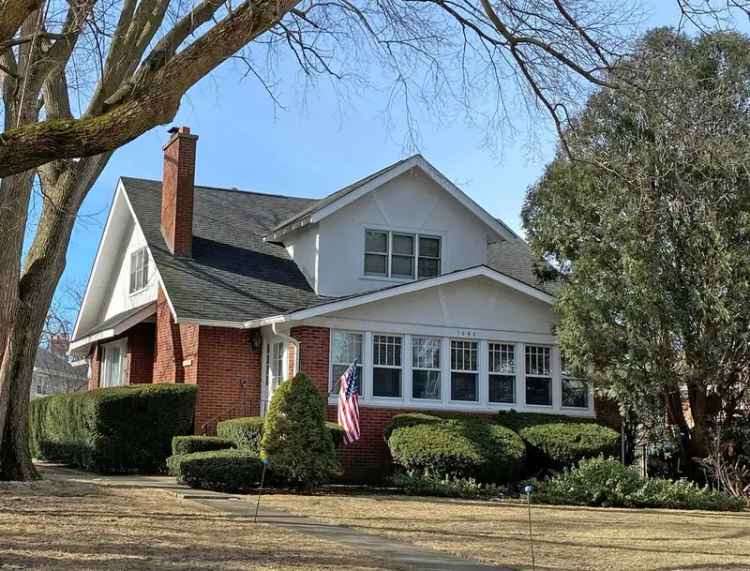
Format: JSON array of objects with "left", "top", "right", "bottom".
[
  {"left": 70, "top": 126, "right": 597, "bottom": 479},
  {"left": 32, "top": 347, "right": 88, "bottom": 399}
]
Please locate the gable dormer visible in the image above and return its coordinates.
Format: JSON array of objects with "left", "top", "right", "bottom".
[{"left": 274, "top": 156, "right": 517, "bottom": 297}]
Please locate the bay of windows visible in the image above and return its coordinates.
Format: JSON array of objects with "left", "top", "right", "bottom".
[
  {"left": 364, "top": 230, "right": 441, "bottom": 280},
  {"left": 328, "top": 330, "right": 591, "bottom": 413}
]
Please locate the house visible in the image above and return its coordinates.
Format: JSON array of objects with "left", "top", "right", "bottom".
[
  {"left": 32, "top": 346, "right": 88, "bottom": 399},
  {"left": 70, "top": 126, "right": 599, "bottom": 479}
]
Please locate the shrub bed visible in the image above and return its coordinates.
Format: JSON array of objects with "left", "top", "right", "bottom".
[
  {"left": 171, "top": 435, "right": 234, "bottom": 456},
  {"left": 218, "top": 416, "right": 345, "bottom": 452},
  {"left": 520, "top": 422, "right": 620, "bottom": 469},
  {"left": 383, "top": 413, "right": 442, "bottom": 440},
  {"left": 388, "top": 417, "right": 526, "bottom": 483},
  {"left": 534, "top": 457, "right": 744, "bottom": 511},
  {"left": 170, "top": 449, "right": 263, "bottom": 493},
  {"left": 30, "top": 384, "right": 197, "bottom": 473},
  {"left": 393, "top": 471, "right": 506, "bottom": 499},
  {"left": 496, "top": 410, "right": 595, "bottom": 432}
]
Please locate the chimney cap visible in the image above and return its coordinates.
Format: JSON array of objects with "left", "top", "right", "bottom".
[{"left": 168, "top": 126, "right": 191, "bottom": 135}]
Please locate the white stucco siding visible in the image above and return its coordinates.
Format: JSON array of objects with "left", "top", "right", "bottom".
[
  {"left": 315, "top": 169, "right": 490, "bottom": 297},
  {"left": 284, "top": 225, "right": 319, "bottom": 293},
  {"left": 102, "top": 219, "right": 157, "bottom": 320},
  {"left": 316, "top": 275, "right": 557, "bottom": 338}
]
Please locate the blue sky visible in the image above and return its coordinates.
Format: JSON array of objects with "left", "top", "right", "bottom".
[{"left": 53, "top": 2, "right": 713, "bottom": 304}]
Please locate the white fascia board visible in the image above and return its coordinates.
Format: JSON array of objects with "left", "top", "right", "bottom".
[
  {"left": 308, "top": 155, "right": 519, "bottom": 242},
  {"left": 69, "top": 303, "right": 156, "bottom": 351},
  {"left": 173, "top": 317, "right": 247, "bottom": 328},
  {"left": 242, "top": 265, "right": 554, "bottom": 328},
  {"left": 119, "top": 186, "right": 180, "bottom": 323},
  {"left": 72, "top": 180, "right": 126, "bottom": 341}
]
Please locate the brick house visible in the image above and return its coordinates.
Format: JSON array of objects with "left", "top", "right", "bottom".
[{"left": 71, "top": 127, "right": 599, "bottom": 480}]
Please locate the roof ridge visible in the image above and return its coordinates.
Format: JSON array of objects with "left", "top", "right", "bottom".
[{"left": 120, "top": 176, "right": 317, "bottom": 202}]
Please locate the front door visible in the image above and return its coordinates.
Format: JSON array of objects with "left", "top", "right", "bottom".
[{"left": 264, "top": 341, "right": 285, "bottom": 414}]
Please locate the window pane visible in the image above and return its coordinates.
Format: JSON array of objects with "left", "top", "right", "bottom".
[
  {"left": 489, "top": 374, "right": 515, "bottom": 403},
  {"left": 332, "top": 364, "right": 362, "bottom": 395},
  {"left": 365, "top": 254, "right": 387, "bottom": 275},
  {"left": 392, "top": 234, "right": 414, "bottom": 255},
  {"left": 373, "top": 335, "right": 401, "bottom": 366},
  {"left": 413, "top": 337, "right": 440, "bottom": 369},
  {"left": 451, "top": 372, "right": 477, "bottom": 401},
  {"left": 365, "top": 230, "right": 388, "bottom": 253},
  {"left": 563, "top": 378, "right": 588, "bottom": 408},
  {"left": 419, "top": 236, "right": 440, "bottom": 258},
  {"left": 373, "top": 367, "right": 401, "bottom": 397},
  {"left": 526, "top": 377, "right": 551, "bottom": 406},
  {"left": 451, "top": 341, "right": 477, "bottom": 371},
  {"left": 525, "top": 345, "right": 551, "bottom": 376},
  {"left": 489, "top": 343, "right": 515, "bottom": 374},
  {"left": 391, "top": 255, "right": 414, "bottom": 278},
  {"left": 417, "top": 258, "right": 440, "bottom": 279},
  {"left": 413, "top": 370, "right": 441, "bottom": 399},
  {"left": 332, "top": 331, "right": 362, "bottom": 364}
]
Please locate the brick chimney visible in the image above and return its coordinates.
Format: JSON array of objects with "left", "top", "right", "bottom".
[
  {"left": 50, "top": 333, "right": 69, "bottom": 358},
  {"left": 161, "top": 126, "right": 198, "bottom": 257}
]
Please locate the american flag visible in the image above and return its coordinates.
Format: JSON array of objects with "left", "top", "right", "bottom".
[{"left": 337, "top": 360, "right": 360, "bottom": 445}]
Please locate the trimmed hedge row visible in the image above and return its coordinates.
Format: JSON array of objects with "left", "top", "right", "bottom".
[
  {"left": 30, "top": 384, "right": 197, "bottom": 474},
  {"left": 218, "top": 416, "right": 345, "bottom": 452},
  {"left": 172, "top": 435, "right": 234, "bottom": 456},
  {"left": 388, "top": 416, "right": 526, "bottom": 483},
  {"left": 520, "top": 422, "right": 619, "bottom": 469},
  {"left": 169, "top": 449, "right": 263, "bottom": 493}
]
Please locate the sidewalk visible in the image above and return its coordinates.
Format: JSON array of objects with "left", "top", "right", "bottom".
[{"left": 38, "top": 463, "right": 509, "bottom": 571}]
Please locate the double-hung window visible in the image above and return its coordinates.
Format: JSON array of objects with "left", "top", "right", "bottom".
[
  {"left": 373, "top": 334, "right": 402, "bottom": 397},
  {"left": 129, "top": 247, "right": 149, "bottom": 293},
  {"left": 525, "top": 345, "right": 552, "bottom": 406},
  {"left": 331, "top": 331, "right": 363, "bottom": 394},
  {"left": 489, "top": 343, "right": 515, "bottom": 403},
  {"left": 101, "top": 339, "right": 126, "bottom": 388},
  {"left": 561, "top": 355, "right": 589, "bottom": 408},
  {"left": 450, "top": 340, "right": 478, "bottom": 401},
  {"left": 412, "top": 336, "right": 441, "bottom": 400},
  {"left": 364, "top": 230, "right": 441, "bottom": 279}
]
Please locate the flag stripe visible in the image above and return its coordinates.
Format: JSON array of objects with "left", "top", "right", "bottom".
[{"left": 337, "top": 360, "right": 360, "bottom": 446}]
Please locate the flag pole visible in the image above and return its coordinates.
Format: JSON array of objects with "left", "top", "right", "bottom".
[
  {"left": 524, "top": 484, "right": 536, "bottom": 571},
  {"left": 254, "top": 458, "right": 269, "bottom": 524}
]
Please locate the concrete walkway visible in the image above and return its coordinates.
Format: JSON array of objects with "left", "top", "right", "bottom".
[{"left": 39, "top": 463, "right": 509, "bottom": 571}]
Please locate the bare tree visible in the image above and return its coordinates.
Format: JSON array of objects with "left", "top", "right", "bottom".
[{"left": 0, "top": 0, "right": 743, "bottom": 480}]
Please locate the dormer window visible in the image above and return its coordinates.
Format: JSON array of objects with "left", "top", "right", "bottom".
[
  {"left": 364, "top": 230, "right": 441, "bottom": 280},
  {"left": 129, "top": 247, "right": 149, "bottom": 294}
]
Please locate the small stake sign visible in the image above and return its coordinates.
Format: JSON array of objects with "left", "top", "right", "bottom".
[
  {"left": 254, "top": 458, "right": 269, "bottom": 524},
  {"left": 524, "top": 484, "right": 536, "bottom": 571}
]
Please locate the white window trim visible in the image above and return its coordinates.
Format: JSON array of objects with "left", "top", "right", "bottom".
[
  {"left": 449, "top": 338, "right": 479, "bottom": 404},
  {"left": 329, "top": 329, "right": 364, "bottom": 395},
  {"left": 524, "top": 344, "right": 553, "bottom": 408},
  {"left": 327, "top": 327, "right": 594, "bottom": 418},
  {"left": 129, "top": 246, "right": 150, "bottom": 296},
  {"left": 411, "top": 335, "right": 442, "bottom": 401},
  {"left": 488, "top": 341, "right": 517, "bottom": 405},
  {"left": 560, "top": 355, "right": 591, "bottom": 410},
  {"left": 371, "top": 333, "right": 404, "bottom": 400},
  {"left": 362, "top": 228, "right": 443, "bottom": 282},
  {"left": 101, "top": 338, "right": 127, "bottom": 388}
]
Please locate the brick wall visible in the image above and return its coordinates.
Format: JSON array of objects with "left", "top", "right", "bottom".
[
  {"left": 195, "top": 326, "right": 262, "bottom": 432},
  {"left": 152, "top": 289, "right": 198, "bottom": 384},
  {"left": 291, "top": 326, "right": 330, "bottom": 395},
  {"left": 127, "top": 322, "right": 155, "bottom": 385}
]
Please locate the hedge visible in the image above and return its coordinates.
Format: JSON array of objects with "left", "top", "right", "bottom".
[
  {"left": 383, "top": 413, "right": 442, "bottom": 440},
  {"left": 496, "top": 410, "right": 595, "bottom": 432},
  {"left": 169, "top": 449, "right": 263, "bottom": 493},
  {"left": 171, "top": 435, "right": 234, "bottom": 456},
  {"left": 218, "top": 416, "right": 345, "bottom": 452},
  {"left": 30, "top": 384, "right": 197, "bottom": 474},
  {"left": 388, "top": 417, "right": 526, "bottom": 483},
  {"left": 519, "top": 422, "right": 619, "bottom": 470}
]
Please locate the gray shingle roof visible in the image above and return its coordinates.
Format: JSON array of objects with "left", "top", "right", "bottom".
[
  {"left": 123, "top": 178, "right": 329, "bottom": 323},
  {"left": 34, "top": 347, "right": 87, "bottom": 380},
  {"left": 122, "top": 176, "right": 557, "bottom": 325}
]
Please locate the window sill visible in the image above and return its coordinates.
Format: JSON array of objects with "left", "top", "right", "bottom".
[
  {"left": 128, "top": 285, "right": 148, "bottom": 297},
  {"left": 361, "top": 274, "right": 414, "bottom": 283}
]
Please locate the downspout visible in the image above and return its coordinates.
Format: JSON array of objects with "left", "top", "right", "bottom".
[{"left": 272, "top": 322, "right": 300, "bottom": 376}]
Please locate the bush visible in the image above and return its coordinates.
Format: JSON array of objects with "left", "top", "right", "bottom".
[
  {"left": 387, "top": 417, "right": 526, "bottom": 483},
  {"left": 171, "top": 435, "right": 234, "bottom": 456},
  {"left": 29, "top": 384, "right": 197, "bottom": 473},
  {"left": 383, "top": 413, "right": 442, "bottom": 440},
  {"left": 534, "top": 457, "right": 744, "bottom": 511},
  {"left": 394, "top": 471, "right": 506, "bottom": 499},
  {"left": 218, "top": 416, "right": 345, "bottom": 452},
  {"left": 520, "top": 422, "right": 619, "bottom": 469},
  {"left": 496, "top": 410, "right": 595, "bottom": 432},
  {"left": 261, "top": 373, "right": 341, "bottom": 487},
  {"left": 170, "top": 449, "right": 263, "bottom": 493}
]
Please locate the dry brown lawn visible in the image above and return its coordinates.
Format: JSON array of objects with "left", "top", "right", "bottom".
[
  {"left": 0, "top": 479, "right": 389, "bottom": 570},
  {"left": 261, "top": 492, "right": 750, "bottom": 571}
]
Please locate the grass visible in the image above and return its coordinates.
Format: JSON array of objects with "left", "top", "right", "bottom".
[
  {"left": 0, "top": 476, "right": 388, "bottom": 570},
  {"left": 260, "top": 492, "right": 750, "bottom": 571}
]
